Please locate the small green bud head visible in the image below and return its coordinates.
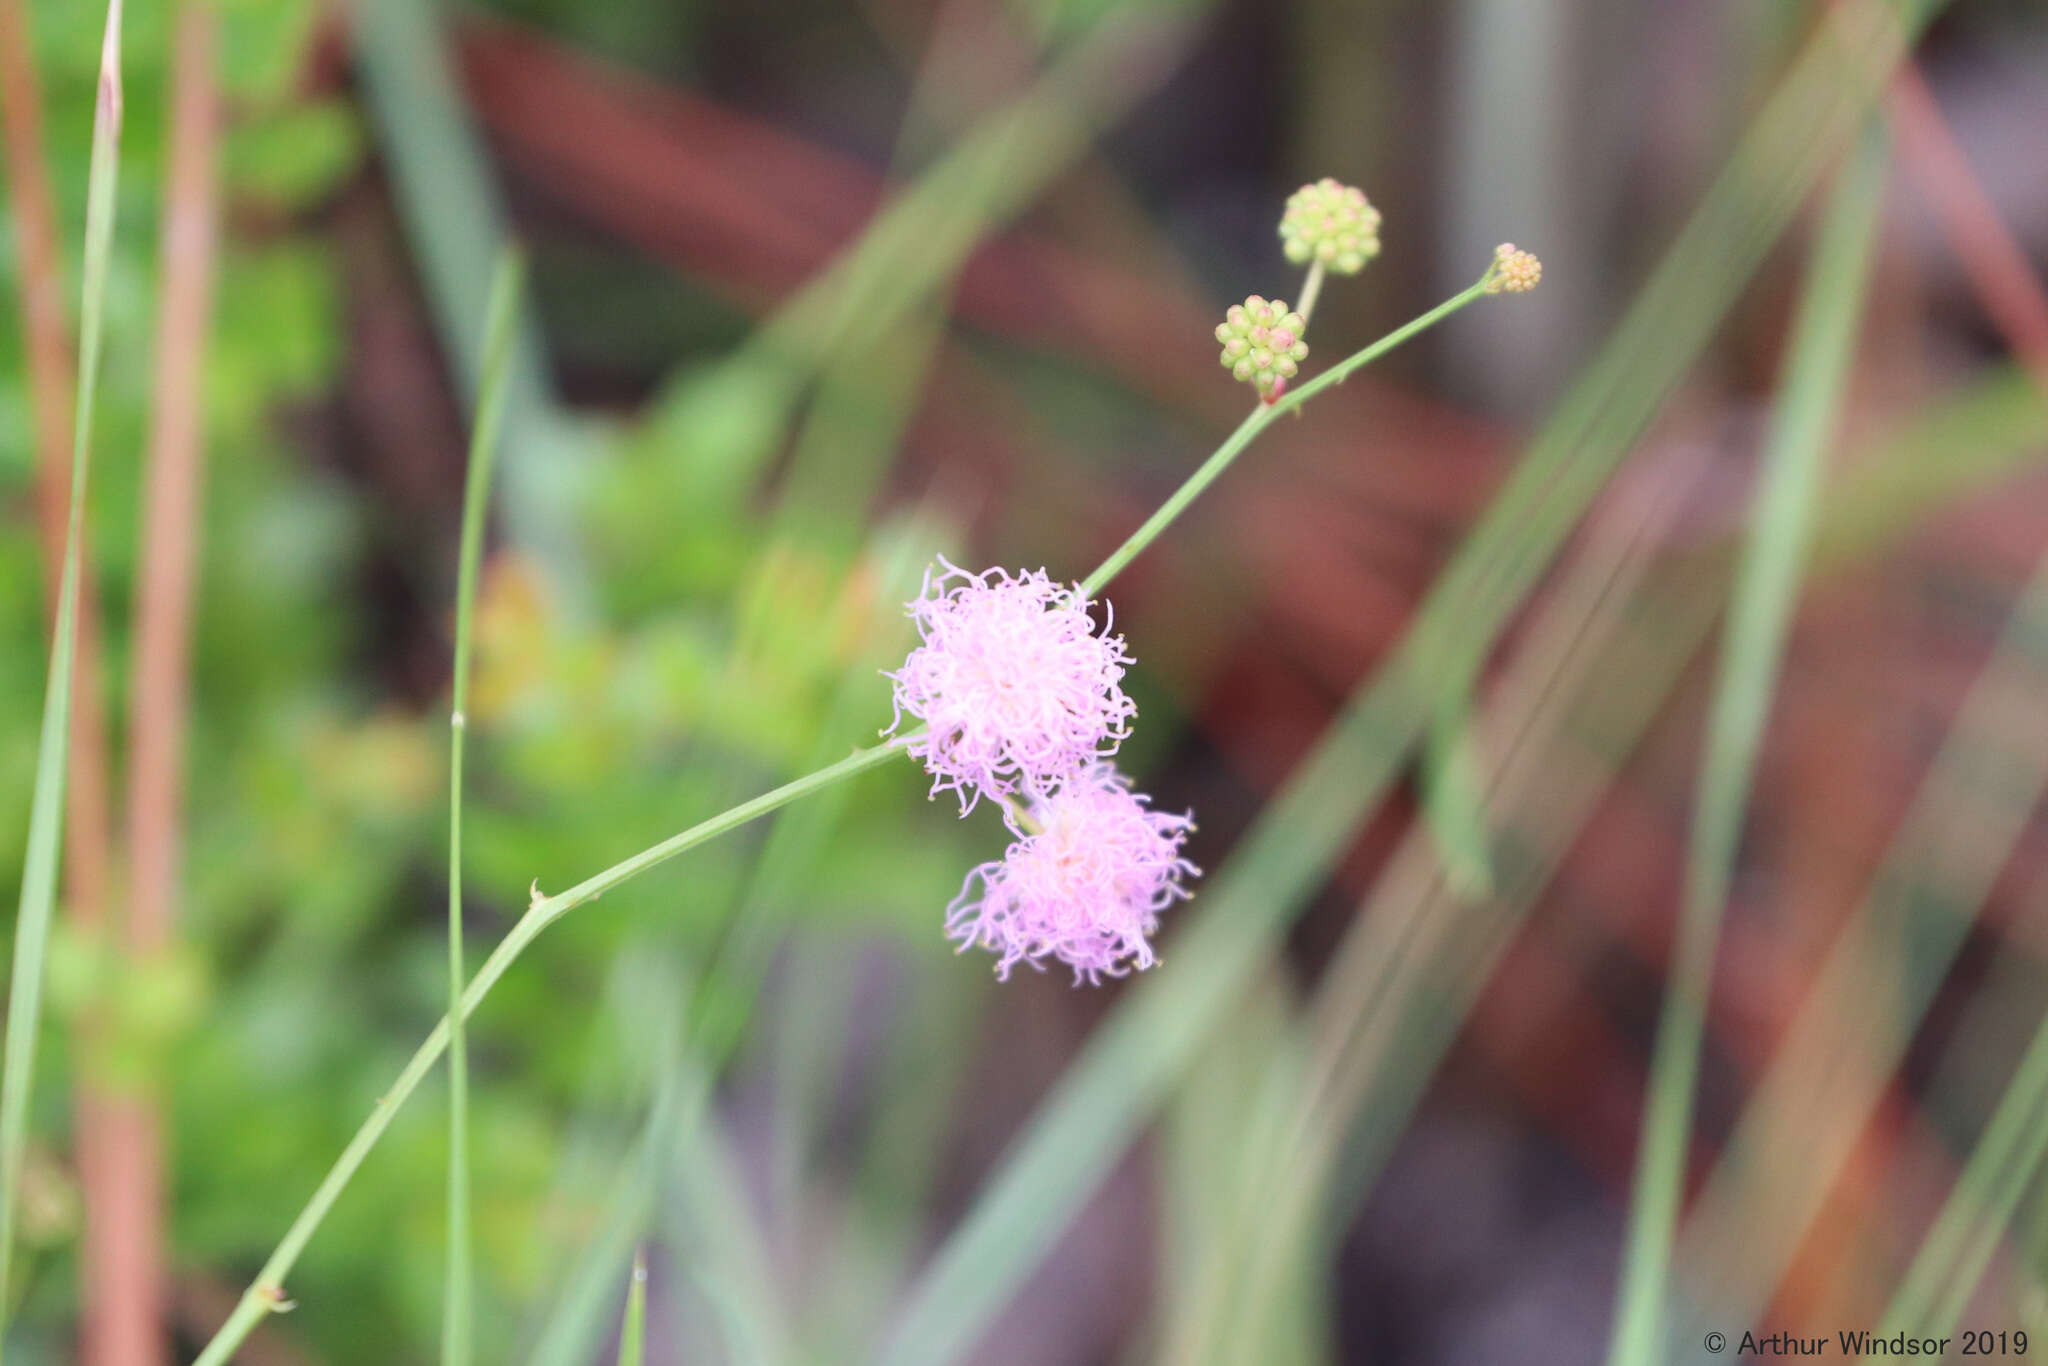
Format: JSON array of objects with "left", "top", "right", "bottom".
[
  {"left": 1216, "top": 294, "right": 1308, "bottom": 400},
  {"left": 1278, "top": 178, "right": 1382, "bottom": 275},
  {"left": 1486, "top": 243, "right": 1542, "bottom": 294}
]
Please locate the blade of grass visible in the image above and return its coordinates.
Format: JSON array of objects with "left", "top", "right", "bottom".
[
  {"left": 444, "top": 251, "right": 526, "bottom": 1366},
  {"left": 1873, "top": 994, "right": 2048, "bottom": 1345},
  {"left": 1176, "top": 444, "right": 1708, "bottom": 1366},
  {"left": 687, "top": 6, "right": 1202, "bottom": 532},
  {"left": 517, "top": 945, "right": 691, "bottom": 1366},
  {"left": 1421, "top": 696, "right": 1495, "bottom": 901},
  {"left": 0, "top": 0, "right": 122, "bottom": 1344},
  {"left": 0, "top": 0, "right": 130, "bottom": 1358},
  {"left": 1808, "top": 366, "right": 2048, "bottom": 566},
  {"left": 1160, "top": 973, "right": 1324, "bottom": 1366},
  {"left": 1606, "top": 130, "right": 1889, "bottom": 1366},
  {"left": 768, "top": 4, "right": 1199, "bottom": 543},
  {"left": 1922, "top": 1097, "right": 2048, "bottom": 1343},
  {"left": 525, "top": 1038, "right": 794, "bottom": 1366},
  {"left": 617, "top": 1248, "right": 647, "bottom": 1366},
  {"left": 0, "top": 0, "right": 118, "bottom": 933},
  {"left": 871, "top": 4, "right": 1941, "bottom": 1360},
  {"left": 527, "top": 1056, "right": 689, "bottom": 1366},
  {"left": 1671, "top": 543, "right": 2048, "bottom": 1352},
  {"left": 814, "top": 966, "right": 979, "bottom": 1354},
  {"left": 1179, "top": 356, "right": 2048, "bottom": 1364},
  {"left": 353, "top": 0, "right": 586, "bottom": 583}
]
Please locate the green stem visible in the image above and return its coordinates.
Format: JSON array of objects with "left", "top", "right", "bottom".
[
  {"left": 1080, "top": 272, "right": 1492, "bottom": 598},
  {"left": 441, "top": 252, "right": 523, "bottom": 1366},
  {"left": 190, "top": 737, "right": 905, "bottom": 1366},
  {"left": 0, "top": 3, "right": 121, "bottom": 1349},
  {"left": 191, "top": 270, "right": 1505, "bottom": 1365}
]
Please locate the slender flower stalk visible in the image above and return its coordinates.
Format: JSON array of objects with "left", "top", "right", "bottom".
[
  {"left": 190, "top": 258, "right": 1519, "bottom": 1366},
  {"left": 0, "top": 2, "right": 122, "bottom": 1345},
  {"left": 1083, "top": 266, "right": 1497, "bottom": 598},
  {"left": 1294, "top": 262, "right": 1328, "bottom": 329},
  {"left": 441, "top": 252, "right": 524, "bottom": 1366}
]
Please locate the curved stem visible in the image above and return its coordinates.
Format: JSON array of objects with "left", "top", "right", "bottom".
[
  {"left": 192, "top": 271, "right": 1502, "bottom": 1364},
  {"left": 1268, "top": 275, "right": 1492, "bottom": 420},
  {"left": 191, "top": 736, "right": 908, "bottom": 1366},
  {"left": 1081, "top": 271, "right": 1492, "bottom": 598}
]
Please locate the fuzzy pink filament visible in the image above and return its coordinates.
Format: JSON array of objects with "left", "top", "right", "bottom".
[
  {"left": 886, "top": 560, "right": 1135, "bottom": 812},
  {"left": 946, "top": 766, "right": 1197, "bottom": 983}
]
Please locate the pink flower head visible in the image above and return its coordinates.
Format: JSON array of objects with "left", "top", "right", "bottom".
[
  {"left": 886, "top": 559, "right": 1135, "bottom": 812},
  {"left": 946, "top": 766, "right": 1197, "bottom": 984}
]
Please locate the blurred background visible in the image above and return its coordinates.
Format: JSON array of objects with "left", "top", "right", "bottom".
[{"left": 3, "top": 0, "right": 2048, "bottom": 1362}]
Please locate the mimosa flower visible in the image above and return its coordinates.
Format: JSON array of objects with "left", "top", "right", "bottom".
[
  {"left": 886, "top": 560, "right": 1135, "bottom": 812},
  {"left": 1279, "top": 178, "right": 1382, "bottom": 274},
  {"left": 946, "top": 766, "right": 1197, "bottom": 983}
]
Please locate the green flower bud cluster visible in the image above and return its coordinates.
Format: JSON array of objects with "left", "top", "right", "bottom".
[
  {"left": 1215, "top": 295, "right": 1308, "bottom": 400},
  {"left": 1279, "top": 178, "right": 1381, "bottom": 274}
]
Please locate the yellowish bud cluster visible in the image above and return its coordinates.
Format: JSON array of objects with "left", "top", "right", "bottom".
[{"left": 1486, "top": 243, "right": 1542, "bottom": 294}]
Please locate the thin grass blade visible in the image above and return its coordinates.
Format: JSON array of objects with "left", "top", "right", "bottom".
[
  {"left": 1874, "top": 1004, "right": 2048, "bottom": 1345},
  {"left": 1671, "top": 542, "right": 2048, "bottom": 1356},
  {"left": 0, "top": 0, "right": 123, "bottom": 1342},
  {"left": 1606, "top": 131, "right": 1889, "bottom": 1366},
  {"left": 1176, "top": 443, "right": 1707, "bottom": 1366},
  {"left": 1421, "top": 697, "right": 1495, "bottom": 901},
  {"left": 353, "top": 0, "right": 584, "bottom": 579},
  {"left": 443, "top": 251, "right": 526, "bottom": 1366},
  {"left": 617, "top": 1248, "right": 648, "bottom": 1366}
]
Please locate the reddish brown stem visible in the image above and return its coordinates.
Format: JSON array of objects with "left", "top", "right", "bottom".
[
  {"left": 1887, "top": 65, "right": 2048, "bottom": 386},
  {"left": 101, "top": 7, "right": 223, "bottom": 1366},
  {"left": 131, "top": 1, "right": 219, "bottom": 957}
]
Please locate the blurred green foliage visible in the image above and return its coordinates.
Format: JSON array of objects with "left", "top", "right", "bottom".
[{"left": 0, "top": 3, "right": 982, "bottom": 1361}]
